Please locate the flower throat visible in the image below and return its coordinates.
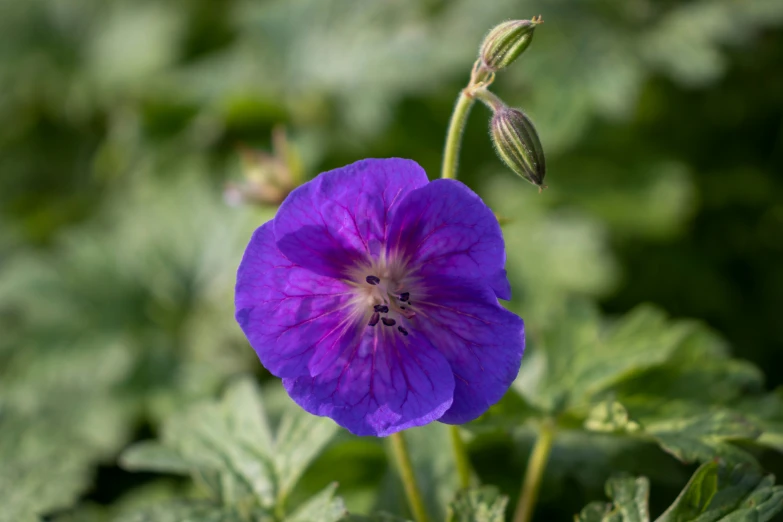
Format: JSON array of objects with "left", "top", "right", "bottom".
[{"left": 364, "top": 273, "right": 415, "bottom": 336}]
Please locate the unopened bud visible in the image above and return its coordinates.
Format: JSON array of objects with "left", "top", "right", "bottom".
[
  {"left": 479, "top": 16, "right": 542, "bottom": 72},
  {"left": 491, "top": 107, "right": 546, "bottom": 188},
  {"left": 228, "top": 127, "right": 303, "bottom": 206}
]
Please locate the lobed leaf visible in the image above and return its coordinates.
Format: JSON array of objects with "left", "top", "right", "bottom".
[
  {"left": 577, "top": 462, "right": 783, "bottom": 522},
  {"left": 447, "top": 486, "right": 508, "bottom": 522},
  {"left": 285, "top": 484, "right": 346, "bottom": 522},
  {"left": 119, "top": 377, "right": 338, "bottom": 515}
]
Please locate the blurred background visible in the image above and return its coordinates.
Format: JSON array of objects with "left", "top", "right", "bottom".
[{"left": 1, "top": 0, "right": 782, "bottom": 520}]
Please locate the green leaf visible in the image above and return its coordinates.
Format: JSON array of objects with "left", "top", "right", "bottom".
[
  {"left": 156, "top": 380, "right": 277, "bottom": 507},
  {"left": 516, "top": 302, "right": 694, "bottom": 414},
  {"left": 0, "top": 383, "right": 131, "bottom": 521},
  {"left": 120, "top": 377, "right": 338, "bottom": 512},
  {"left": 119, "top": 441, "right": 191, "bottom": 475},
  {"left": 286, "top": 484, "right": 346, "bottom": 522},
  {"left": 584, "top": 401, "right": 642, "bottom": 434},
  {"left": 577, "top": 502, "right": 621, "bottom": 522},
  {"left": 512, "top": 303, "right": 768, "bottom": 466},
  {"left": 0, "top": 429, "right": 93, "bottom": 522},
  {"left": 113, "top": 501, "right": 266, "bottom": 522},
  {"left": 274, "top": 404, "right": 341, "bottom": 502},
  {"left": 577, "top": 462, "right": 783, "bottom": 522},
  {"left": 447, "top": 486, "right": 508, "bottom": 522},
  {"left": 605, "top": 476, "right": 650, "bottom": 522},
  {"left": 582, "top": 400, "right": 761, "bottom": 466},
  {"left": 341, "top": 514, "right": 411, "bottom": 522},
  {"left": 463, "top": 372, "right": 542, "bottom": 432},
  {"left": 645, "top": 411, "right": 761, "bottom": 465},
  {"left": 576, "top": 476, "right": 650, "bottom": 522},
  {"left": 657, "top": 461, "right": 783, "bottom": 522},
  {"left": 731, "top": 388, "right": 783, "bottom": 454},
  {"left": 612, "top": 327, "right": 764, "bottom": 408},
  {"left": 224, "top": 378, "right": 276, "bottom": 453}
]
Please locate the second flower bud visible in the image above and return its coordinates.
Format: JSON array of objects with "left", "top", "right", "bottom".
[{"left": 490, "top": 106, "right": 546, "bottom": 189}]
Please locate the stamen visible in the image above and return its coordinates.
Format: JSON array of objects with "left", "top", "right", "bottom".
[
  {"left": 374, "top": 304, "right": 389, "bottom": 313},
  {"left": 399, "top": 308, "right": 416, "bottom": 320},
  {"left": 397, "top": 326, "right": 409, "bottom": 336},
  {"left": 400, "top": 306, "right": 406, "bottom": 310},
  {"left": 399, "top": 292, "right": 410, "bottom": 301},
  {"left": 366, "top": 275, "right": 381, "bottom": 285},
  {"left": 368, "top": 312, "right": 380, "bottom": 326},
  {"left": 381, "top": 317, "right": 396, "bottom": 327}
]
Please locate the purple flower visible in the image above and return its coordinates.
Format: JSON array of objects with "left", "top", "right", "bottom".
[{"left": 235, "top": 158, "right": 524, "bottom": 436}]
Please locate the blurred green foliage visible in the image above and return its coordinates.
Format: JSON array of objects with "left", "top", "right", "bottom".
[
  {"left": 577, "top": 461, "right": 783, "bottom": 522},
  {"left": 1, "top": 0, "right": 783, "bottom": 521}
]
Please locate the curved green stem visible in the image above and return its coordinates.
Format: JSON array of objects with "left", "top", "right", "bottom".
[
  {"left": 449, "top": 425, "right": 472, "bottom": 489},
  {"left": 472, "top": 87, "right": 506, "bottom": 112},
  {"left": 512, "top": 420, "right": 556, "bottom": 522},
  {"left": 388, "top": 432, "right": 430, "bottom": 522},
  {"left": 441, "top": 90, "right": 476, "bottom": 180}
]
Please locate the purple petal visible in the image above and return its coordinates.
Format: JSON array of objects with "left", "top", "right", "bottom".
[
  {"left": 235, "top": 222, "right": 360, "bottom": 378},
  {"left": 488, "top": 268, "right": 512, "bottom": 301},
  {"left": 414, "top": 276, "right": 524, "bottom": 424},
  {"left": 274, "top": 158, "right": 429, "bottom": 279},
  {"left": 387, "top": 179, "right": 510, "bottom": 299},
  {"left": 283, "top": 328, "right": 455, "bottom": 436}
]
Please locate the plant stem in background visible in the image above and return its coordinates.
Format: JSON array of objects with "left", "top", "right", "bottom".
[
  {"left": 388, "top": 432, "right": 430, "bottom": 522},
  {"left": 449, "top": 425, "right": 472, "bottom": 489},
  {"left": 513, "top": 419, "right": 556, "bottom": 522},
  {"left": 441, "top": 89, "right": 476, "bottom": 180}
]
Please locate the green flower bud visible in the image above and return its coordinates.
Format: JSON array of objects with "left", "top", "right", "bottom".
[
  {"left": 491, "top": 106, "right": 546, "bottom": 188},
  {"left": 479, "top": 16, "right": 542, "bottom": 72}
]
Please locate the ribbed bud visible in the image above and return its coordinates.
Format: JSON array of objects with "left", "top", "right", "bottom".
[
  {"left": 491, "top": 107, "right": 546, "bottom": 188},
  {"left": 479, "top": 17, "right": 541, "bottom": 72}
]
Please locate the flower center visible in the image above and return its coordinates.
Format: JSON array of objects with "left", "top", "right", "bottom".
[
  {"left": 365, "top": 273, "right": 414, "bottom": 335},
  {"left": 345, "top": 256, "right": 420, "bottom": 337}
]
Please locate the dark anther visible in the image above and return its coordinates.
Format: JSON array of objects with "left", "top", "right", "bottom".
[
  {"left": 368, "top": 312, "right": 380, "bottom": 326},
  {"left": 366, "top": 275, "right": 380, "bottom": 285},
  {"left": 399, "top": 292, "right": 410, "bottom": 301},
  {"left": 374, "top": 304, "right": 389, "bottom": 313},
  {"left": 400, "top": 306, "right": 406, "bottom": 310},
  {"left": 381, "top": 317, "right": 396, "bottom": 327},
  {"left": 397, "top": 326, "right": 409, "bottom": 336}
]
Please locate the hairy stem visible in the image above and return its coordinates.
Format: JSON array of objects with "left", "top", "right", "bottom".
[
  {"left": 441, "top": 89, "right": 476, "bottom": 180},
  {"left": 388, "top": 432, "right": 430, "bottom": 522},
  {"left": 449, "top": 425, "right": 472, "bottom": 489},
  {"left": 473, "top": 87, "right": 506, "bottom": 112},
  {"left": 513, "top": 420, "right": 556, "bottom": 522}
]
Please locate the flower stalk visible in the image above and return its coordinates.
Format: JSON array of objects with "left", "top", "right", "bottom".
[
  {"left": 473, "top": 87, "right": 506, "bottom": 112},
  {"left": 441, "top": 89, "right": 475, "bottom": 180},
  {"left": 512, "top": 419, "right": 556, "bottom": 522},
  {"left": 388, "top": 432, "right": 430, "bottom": 522},
  {"left": 441, "top": 60, "right": 496, "bottom": 180},
  {"left": 449, "top": 425, "right": 472, "bottom": 489},
  {"left": 441, "top": 16, "right": 543, "bottom": 183}
]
